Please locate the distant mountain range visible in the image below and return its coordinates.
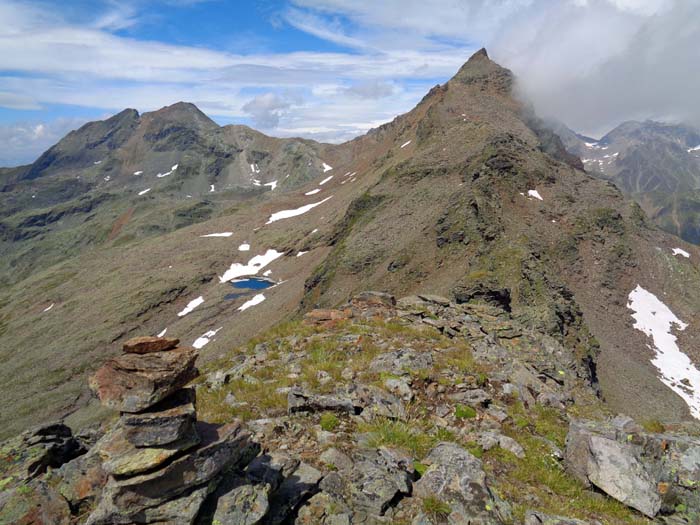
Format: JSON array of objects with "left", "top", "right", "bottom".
[{"left": 551, "top": 119, "right": 700, "bottom": 244}]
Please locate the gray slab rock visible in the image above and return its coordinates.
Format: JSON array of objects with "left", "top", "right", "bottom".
[
  {"left": 413, "top": 442, "right": 507, "bottom": 524},
  {"left": 86, "top": 421, "right": 257, "bottom": 525}
]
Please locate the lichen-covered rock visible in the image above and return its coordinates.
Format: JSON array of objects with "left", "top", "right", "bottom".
[
  {"left": 565, "top": 419, "right": 662, "bottom": 517},
  {"left": 123, "top": 335, "right": 180, "bottom": 354},
  {"left": 89, "top": 346, "right": 198, "bottom": 413},
  {"left": 0, "top": 422, "right": 84, "bottom": 486},
  {"left": 211, "top": 475, "right": 270, "bottom": 525},
  {"left": 54, "top": 448, "right": 108, "bottom": 513},
  {"left": 97, "top": 422, "right": 199, "bottom": 476},
  {"left": 0, "top": 480, "right": 71, "bottom": 525},
  {"left": 413, "top": 442, "right": 507, "bottom": 524},
  {"left": 264, "top": 462, "right": 323, "bottom": 525},
  {"left": 287, "top": 387, "right": 356, "bottom": 415},
  {"left": 86, "top": 421, "right": 257, "bottom": 524},
  {"left": 370, "top": 348, "right": 434, "bottom": 375}
]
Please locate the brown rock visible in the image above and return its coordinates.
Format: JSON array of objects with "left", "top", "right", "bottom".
[
  {"left": 303, "top": 308, "right": 353, "bottom": 325},
  {"left": 123, "top": 336, "right": 179, "bottom": 354},
  {"left": 0, "top": 480, "right": 71, "bottom": 525},
  {"left": 89, "top": 346, "right": 198, "bottom": 413}
]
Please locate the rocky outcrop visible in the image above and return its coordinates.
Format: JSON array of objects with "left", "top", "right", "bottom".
[
  {"left": 565, "top": 417, "right": 700, "bottom": 518},
  {"left": 413, "top": 442, "right": 508, "bottom": 524}
]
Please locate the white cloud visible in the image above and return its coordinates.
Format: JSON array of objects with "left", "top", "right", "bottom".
[
  {"left": 2, "top": 0, "right": 697, "bottom": 165},
  {"left": 0, "top": 118, "right": 87, "bottom": 166}
]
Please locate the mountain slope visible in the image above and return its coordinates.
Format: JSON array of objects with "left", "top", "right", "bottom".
[
  {"left": 1, "top": 50, "right": 700, "bottom": 444},
  {"left": 0, "top": 103, "right": 336, "bottom": 287}
]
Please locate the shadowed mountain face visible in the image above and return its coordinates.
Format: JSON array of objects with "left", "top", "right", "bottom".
[
  {"left": 555, "top": 119, "right": 700, "bottom": 244},
  {"left": 1, "top": 50, "right": 700, "bottom": 441}
]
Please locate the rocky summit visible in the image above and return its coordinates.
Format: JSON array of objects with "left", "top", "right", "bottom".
[{"left": 2, "top": 49, "right": 700, "bottom": 523}]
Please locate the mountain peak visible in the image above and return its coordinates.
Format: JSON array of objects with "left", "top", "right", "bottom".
[
  {"left": 449, "top": 48, "right": 513, "bottom": 93},
  {"left": 145, "top": 102, "right": 218, "bottom": 130}
]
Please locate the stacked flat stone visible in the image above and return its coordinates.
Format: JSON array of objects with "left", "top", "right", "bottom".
[{"left": 85, "top": 336, "right": 257, "bottom": 525}]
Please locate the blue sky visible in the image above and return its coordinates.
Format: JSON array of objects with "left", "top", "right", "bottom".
[{"left": 0, "top": 0, "right": 696, "bottom": 166}]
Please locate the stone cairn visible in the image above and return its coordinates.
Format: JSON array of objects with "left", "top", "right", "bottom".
[{"left": 85, "top": 336, "right": 258, "bottom": 524}]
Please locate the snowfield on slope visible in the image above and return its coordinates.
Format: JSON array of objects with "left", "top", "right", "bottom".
[
  {"left": 527, "top": 190, "right": 543, "bottom": 201},
  {"left": 238, "top": 294, "right": 266, "bottom": 311},
  {"left": 193, "top": 327, "right": 222, "bottom": 349},
  {"left": 200, "top": 232, "right": 233, "bottom": 238},
  {"left": 219, "top": 249, "right": 284, "bottom": 282},
  {"left": 266, "top": 196, "right": 333, "bottom": 224},
  {"left": 627, "top": 285, "right": 700, "bottom": 418},
  {"left": 178, "top": 296, "right": 204, "bottom": 317},
  {"left": 672, "top": 248, "right": 691, "bottom": 258}
]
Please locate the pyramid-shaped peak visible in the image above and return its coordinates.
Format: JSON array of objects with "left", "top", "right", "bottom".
[
  {"left": 146, "top": 102, "right": 218, "bottom": 130},
  {"left": 450, "top": 48, "right": 513, "bottom": 93}
]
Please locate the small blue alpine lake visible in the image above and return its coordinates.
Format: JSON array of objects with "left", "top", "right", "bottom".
[{"left": 224, "top": 277, "right": 275, "bottom": 301}]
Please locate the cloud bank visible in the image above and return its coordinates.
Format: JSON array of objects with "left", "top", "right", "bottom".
[{"left": 0, "top": 0, "right": 697, "bottom": 164}]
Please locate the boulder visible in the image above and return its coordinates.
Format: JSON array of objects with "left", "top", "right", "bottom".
[
  {"left": 350, "top": 384, "right": 406, "bottom": 421},
  {"left": 0, "top": 422, "right": 84, "bottom": 483},
  {"left": 121, "top": 388, "right": 197, "bottom": 447},
  {"left": 315, "top": 447, "right": 413, "bottom": 519},
  {"left": 86, "top": 421, "right": 257, "bottom": 524},
  {"left": 89, "top": 346, "right": 198, "bottom": 413},
  {"left": 55, "top": 448, "right": 108, "bottom": 513},
  {"left": 264, "top": 462, "right": 323, "bottom": 524},
  {"left": 414, "top": 442, "right": 506, "bottom": 524},
  {"left": 287, "top": 387, "right": 356, "bottom": 415},
  {"left": 351, "top": 291, "right": 396, "bottom": 308},
  {"left": 370, "top": 349, "right": 433, "bottom": 375},
  {"left": 0, "top": 480, "right": 71, "bottom": 525},
  {"left": 304, "top": 309, "right": 353, "bottom": 325},
  {"left": 211, "top": 475, "right": 270, "bottom": 525},
  {"left": 123, "top": 336, "right": 180, "bottom": 354},
  {"left": 565, "top": 419, "right": 660, "bottom": 517}
]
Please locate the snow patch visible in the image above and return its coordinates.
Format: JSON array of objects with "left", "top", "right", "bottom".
[
  {"left": 238, "top": 294, "right": 265, "bottom": 311},
  {"left": 263, "top": 269, "right": 272, "bottom": 277},
  {"left": 305, "top": 189, "right": 321, "bottom": 196},
  {"left": 157, "top": 171, "right": 171, "bottom": 178},
  {"left": 264, "top": 180, "right": 278, "bottom": 190},
  {"left": 266, "top": 196, "right": 333, "bottom": 224},
  {"left": 171, "top": 164, "right": 179, "bottom": 171},
  {"left": 296, "top": 251, "right": 308, "bottom": 257},
  {"left": 201, "top": 232, "right": 233, "bottom": 238},
  {"left": 138, "top": 188, "right": 151, "bottom": 196},
  {"left": 672, "top": 248, "right": 691, "bottom": 258},
  {"left": 319, "top": 175, "right": 333, "bottom": 185},
  {"left": 688, "top": 145, "right": 700, "bottom": 153},
  {"left": 157, "top": 328, "right": 167, "bottom": 337},
  {"left": 400, "top": 140, "right": 412, "bottom": 148},
  {"left": 42, "top": 303, "right": 54, "bottom": 312},
  {"left": 133, "top": 170, "right": 143, "bottom": 176},
  {"left": 94, "top": 160, "right": 102, "bottom": 165},
  {"left": 527, "top": 190, "right": 543, "bottom": 201},
  {"left": 322, "top": 162, "right": 333, "bottom": 172},
  {"left": 193, "top": 327, "right": 222, "bottom": 349},
  {"left": 178, "top": 296, "right": 204, "bottom": 317},
  {"left": 219, "top": 249, "right": 284, "bottom": 283},
  {"left": 238, "top": 243, "right": 250, "bottom": 251},
  {"left": 210, "top": 185, "right": 215, "bottom": 192},
  {"left": 627, "top": 285, "right": 699, "bottom": 418}
]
